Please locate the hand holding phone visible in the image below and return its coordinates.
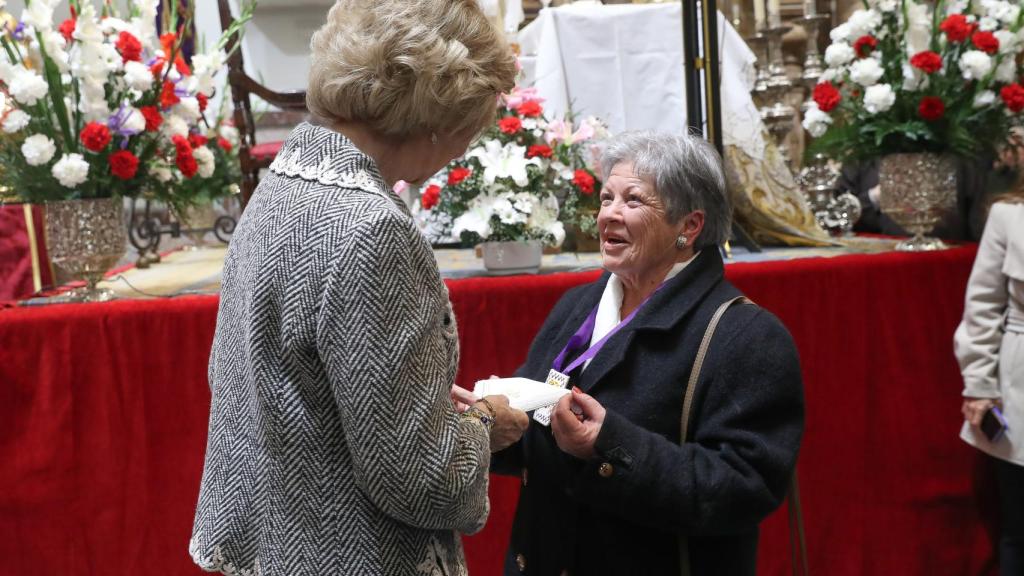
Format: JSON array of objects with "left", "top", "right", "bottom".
[{"left": 980, "top": 406, "right": 1009, "bottom": 443}]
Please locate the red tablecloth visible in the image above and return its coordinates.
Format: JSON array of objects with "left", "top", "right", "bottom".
[{"left": 0, "top": 246, "right": 996, "bottom": 576}]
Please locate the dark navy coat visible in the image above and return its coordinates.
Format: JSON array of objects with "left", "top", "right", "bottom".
[{"left": 493, "top": 248, "right": 804, "bottom": 576}]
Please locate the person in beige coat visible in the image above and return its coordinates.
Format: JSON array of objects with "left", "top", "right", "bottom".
[{"left": 955, "top": 194, "right": 1024, "bottom": 576}]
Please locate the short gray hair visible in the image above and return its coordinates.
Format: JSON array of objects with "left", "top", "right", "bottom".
[{"left": 600, "top": 131, "right": 731, "bottom": 250}]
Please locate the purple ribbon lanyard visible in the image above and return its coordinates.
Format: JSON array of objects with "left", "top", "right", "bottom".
[{"left": 551, "top": 286, "right": 661, "bottom": 375}]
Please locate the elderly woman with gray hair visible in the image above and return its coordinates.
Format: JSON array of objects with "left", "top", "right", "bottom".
[
  {"left": 491, "top": 131, "right": 805, "bottom": 575},
  {"left": 189, "top": 1, "right": 530, "bottom": 575}
]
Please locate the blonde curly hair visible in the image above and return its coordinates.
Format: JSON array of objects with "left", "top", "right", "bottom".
[{"left": 307, "top": 0, "right": 517, "bottom": 140}]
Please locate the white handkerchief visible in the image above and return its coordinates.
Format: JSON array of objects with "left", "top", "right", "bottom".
[{"left": 474, "top": 377, "right": 571, "bottom": 412}]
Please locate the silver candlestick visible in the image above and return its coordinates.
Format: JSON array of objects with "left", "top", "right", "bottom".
[
  {"left": 758, "top": 25, "right": 796, "bottom": 166},
  {"left": 745, "top": 34, "right": 771, "bottom": 107},
  {"left": 800, "top": 14, "right": 830, "bottom": 96}
]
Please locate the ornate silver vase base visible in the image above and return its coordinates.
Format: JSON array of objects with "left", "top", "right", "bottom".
[
  {"left": 44, "top": 197, "right": 127, "bottom": 301},
  {"left": 47, "top": 286, "right": 118, "bottom": 303},
  {"left": 895, "top": 235, "right": 949, "bottom": 252},
  {"left": 878, "top": 153, "right": 957, "bottom": 252}
]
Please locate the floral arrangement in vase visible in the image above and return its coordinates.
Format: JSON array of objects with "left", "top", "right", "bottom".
[
  {"left": 171, "top": 92, "right": 242, "bottom": 210},
  {"left": 803, "top": 0, "right": 1024, "bottom": 251},
  {"left": 414, "top": 85, "right": 607, "bottom": 249},
  {"left": 804, "top": 0, "right": 1024, "bottom": 161},
  {"left": 0, "top": 0, "right": 254, "bottom": 206}
]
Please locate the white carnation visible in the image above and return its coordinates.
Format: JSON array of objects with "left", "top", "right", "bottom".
[
  {"left": 162, "top": 115, "right": 189, "bottom": 139},
  {"left": 995, "top": 56, "right": 1017, "bottom": 82},
  {"left": 981, "top": 0, "right": 1020, "bottom": 24},
  {"left": 994, "top": 30, "right": 1018, "bottom": 55},
  {"left": 819, "top": 68, "right": 840, "bottom": 83},
  {"left": 974, "top": 90, "right": 996, "bottom": 108},
  {"left": 849, "top": 58, "right": 884, "bottom": 86},
  {"left": 802, "top": 103, "right": 833, "bottom": 138},
  {"left": 863, "top": 83, "right": 896, "bottom": 114},
  {"left": 960, "top": 50, "right": 994, "bottom": 80},
  {"left": 218, "top": 125, "right": 240, "bottom": 147},
  {"left": 21, "top": 134, "right": 56, "bottom": 166},
  {"left": 2, "top": 110, "right": 30, "bottom": 133},
  {"left": 979, "top": 16, "right": 999, "bottom": 31},
  {"left": 150, "top": 164, "right": 173, "bottom": 183},
  {"left": 174, "top": 97, "right": 202, "bottom": 122},
  {"left": 122, "top": 61, "right": 154, "bottom": 91},
  {"left": 9, "top": 69, "right": 50, "bottom": 105},
  {"left": 193, "top": 146, "right": 216, "bottom": 178},
  {"left": 847, "top": 9, "right": 883, "bottom": 38},
  {"left": 51, "top": 153, "right": 90, "bottom": 188},
  {"left": 122, "top": 107, "right": 147, "bottom": 134},
  {"left": 830, "top": 23, "right": 852, "bottom": 43},
  {"left": 825, "top": 43, "right": 856, "bottom": 68},
  {"left": 946, "top": 0, "right": 969, "bottom": 14}
]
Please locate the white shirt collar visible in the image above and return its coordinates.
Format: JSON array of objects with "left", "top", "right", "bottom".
[{"left": 586, "top": 253, "right": 700, "bottom": 365}]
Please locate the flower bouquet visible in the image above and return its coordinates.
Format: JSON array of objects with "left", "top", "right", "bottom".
[
  {"left": 804, "top": 0, "right": 1024, "bottom": 249},
  {"left": 416, "top": 85, "right": 606, "bottom": 258},
  {"left": 0, "top": 0, "right": 252, "bottom": 297}
]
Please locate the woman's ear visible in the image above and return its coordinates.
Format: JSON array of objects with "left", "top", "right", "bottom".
[{"left": 679, "top": 210, "right": 706, "bottom": 245}]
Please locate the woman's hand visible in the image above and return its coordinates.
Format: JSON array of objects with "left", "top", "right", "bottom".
[
  {"left": 478, "top": 395, "right": 530, "bottom": 452},
  {"left": 962, "top": 397, "right": 1000, "bottom": 426},
  {"left": 551, "top": 387, "right": 606, "bottom": 460}
]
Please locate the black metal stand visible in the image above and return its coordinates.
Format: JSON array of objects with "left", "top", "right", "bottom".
[
  {"left": 127, "top": 199, "right": 237, "bottom": 268},
  {"left": 682, "top": 0, "right": 761, "bottom": 254}
]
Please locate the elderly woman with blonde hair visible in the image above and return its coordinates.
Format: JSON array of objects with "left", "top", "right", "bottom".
[{"left": 189, "top": 1, "right": 529, "bottom": 575}]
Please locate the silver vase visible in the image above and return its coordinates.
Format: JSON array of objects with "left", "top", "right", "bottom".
[
  {"left": 878, "top": 153, "right": 957, "bottom": 251},
  {"left": 44, "top": 197, "right": 126, "bottom": 302}
]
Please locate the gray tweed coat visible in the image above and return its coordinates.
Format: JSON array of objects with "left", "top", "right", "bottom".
[{"left": 190, "top": 122, "right": 490, "bottom": 576}]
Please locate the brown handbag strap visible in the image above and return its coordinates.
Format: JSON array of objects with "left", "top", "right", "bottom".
[
  {"left": 678, "top": 296, "right": 751, "bottom": 576},
  {"left": 676, "top": 295, "right": 809, "bottom": 576}
]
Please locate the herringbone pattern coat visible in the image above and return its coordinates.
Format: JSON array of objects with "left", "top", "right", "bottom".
[{"left": 190, "top": 123, "right": 490, "bottom": 576}]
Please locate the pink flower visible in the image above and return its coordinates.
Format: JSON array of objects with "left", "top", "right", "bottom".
[
  {"left": 503, "top": 86, "right": 545, "bottom": 110},
  {"left": 545, "top": 119, "right": 595, "bottom": 146}
]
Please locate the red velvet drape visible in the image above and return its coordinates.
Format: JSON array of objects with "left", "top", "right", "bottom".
[
  {"left": 0, "top": 203, "right": 53, "bottom": 301},
  {"left": 0, "top": 246, "right": 995, "bottom": 576}
]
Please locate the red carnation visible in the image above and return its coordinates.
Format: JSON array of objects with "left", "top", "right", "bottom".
[
  {"left": 108, "top": 150, "right": 140, "bottom": 180},
  {"left": 172, "top": 134, "right": 192, "bottom": 155},
  {"left": 853, "top": 35, "right": 877, "bottom": 58},
  {"left": 498, "top": 116, "right": 522, "bottom": 134},
  {"left": 910, "top": 51, "right": 943, "bottom": 74},
  {"left": 572, "top": 169, "right": 596, "bottom": 195},
  {"left": 217, "top": 137, "right": 233, "bottom": 153},
  {"left": 526, "top": 144, "right": 553, "bottom": 159},
  {"left": 80, "top": 122, "right": 111, "bottom": 152},
  {"left": 115, "top": 31, "right": 142, "bottom": 63},
  {"left": 160, "top": 80, "right": 180, "bottom": 109},
  {"left": 1001, "top": 83, "right": 1024, "bottom": 112},
  {"left": 972, "top": 31, "right": 1000, "bottom": 54},
  {"left": 421, "top": 184, "right": 441, "bottom": 210},
  {"left": 516, "top": 101, "right": 543, "bottom": 118},
  {"left": 177, "top": 151, "right": 198, "bottom": 178},
  {"left": 447, "top": 167, "right": 472, "bottom": 186},
  {"left": 197, "top": 93, "right": 209, "bottom": 113},
  {"left": 58, "top": 18, "right": 76, "bottom": 42},
  {"left": 149, "top": 58, "right": 165, "bottom": 78},
  {"left": 140, "top": 106, "right": 163, "bottom": 132},
  {"left": 918, "top": 96, "right": 946, "bottom": 121},
  {"left": 940, "top": 14, "right": 975, "bottom": 43},
  {"left": 813, "top": 81, "right": 842, "bottom": 112},
  {"left": 189, "top": 133, "right": 209, "bottom": 149}
]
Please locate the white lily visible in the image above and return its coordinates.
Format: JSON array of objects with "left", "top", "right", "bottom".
[{"left": 467, "top": 140, "right": 540, "bottom": 187}]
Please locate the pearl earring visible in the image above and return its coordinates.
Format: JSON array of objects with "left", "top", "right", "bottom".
[{"left": 675, "top": 235, "right": 688, "bottom": 250}]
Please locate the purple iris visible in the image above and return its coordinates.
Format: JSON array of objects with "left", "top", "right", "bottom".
[
  {"left": 107, "top": 104, "right": 142, "bottom": 141},
  {"left": 12, "top": 22, "right": 26, "bottom": 41}
]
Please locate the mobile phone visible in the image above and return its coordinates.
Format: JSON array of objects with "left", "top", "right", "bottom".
[{"left": 980, "top": 406, "right": 1009, "bottom": 443}]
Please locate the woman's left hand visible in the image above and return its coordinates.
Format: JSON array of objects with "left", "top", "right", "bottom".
[{"left": 551, "top": 387, "right": 606, "bottom": 460}]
